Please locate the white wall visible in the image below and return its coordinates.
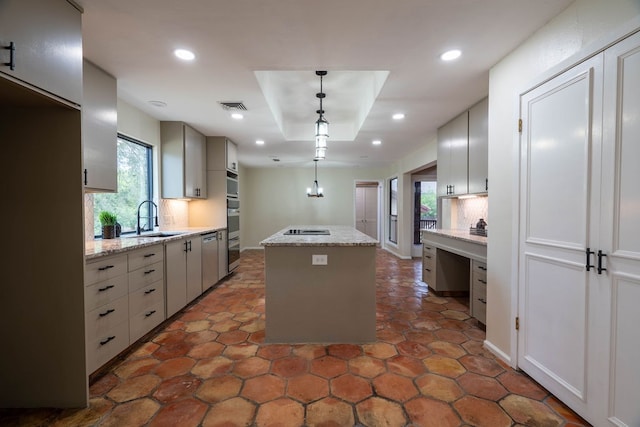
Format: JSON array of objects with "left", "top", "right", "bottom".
[{"left": 486, "top": 0, "right": 640, "bottom": 364}]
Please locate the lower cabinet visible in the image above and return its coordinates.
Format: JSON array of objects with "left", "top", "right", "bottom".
[
  {"left": 127, "top": 245, "right": 165, "bottom": 342},
  {"left": 85, "top": 254, "right": 129, "bottom": 374},
  {"left": 470, "top": 260, "right": 487, "bottom": 325},
  {"left": 166, "top": 237, "right": 203, "bottom": 318},
  {"left": 85, "top": 244, "right": 166, "bottom": 374}
]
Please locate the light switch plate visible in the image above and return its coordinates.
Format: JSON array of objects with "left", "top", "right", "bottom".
[{"left": 312, "top": 254, "right": 328, "bottom": 265}]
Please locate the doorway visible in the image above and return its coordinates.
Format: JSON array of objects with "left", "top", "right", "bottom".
[{"left": 355, "top": 181, "right": 380, "bottom": 240}]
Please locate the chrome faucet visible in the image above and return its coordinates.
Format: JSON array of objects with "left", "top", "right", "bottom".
[{"left": 136, "top": 200, "right": 159, "bottom": 235}]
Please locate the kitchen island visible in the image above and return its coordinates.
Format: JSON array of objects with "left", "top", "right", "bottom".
[{"left": 260, "top": 225, "right": 378, "bottom": 343}]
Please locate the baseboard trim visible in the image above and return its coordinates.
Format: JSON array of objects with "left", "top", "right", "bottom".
[
  {"left": 382, "top": 246, "right": 412, "bottom": 260},
  {"left": 241, "top": 246, "right": 264, "bottom": 252},
  {"left": 484, "top": 339, "right": 513, "bottom": 367}
]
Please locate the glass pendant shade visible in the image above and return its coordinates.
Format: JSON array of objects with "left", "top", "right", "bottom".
[
  {"left": 314, "top": 146, "right": 326, "bottom": 160},
  {"left": 307, "top": 160, "right": 324, "bottom": 197},
  {"left": 315, "top": 116, "right": 329, "bottom": 140}
]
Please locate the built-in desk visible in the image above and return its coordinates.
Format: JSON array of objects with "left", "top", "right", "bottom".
[{"left": 421, "top": 229, "right": 488, "bottom": 324}]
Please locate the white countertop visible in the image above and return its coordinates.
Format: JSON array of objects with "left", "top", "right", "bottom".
[
  {"left": 85, "top": 227, "right": 222, "bottom": 260},
  {"left": 260, "top": 225, "right": 378, "bottom": 247},
  {"left": 421, "top": 229, "right": 488, "bottom": 246}
]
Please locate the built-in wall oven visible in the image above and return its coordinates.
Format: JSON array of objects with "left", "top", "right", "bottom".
[
  {"left": 227, "top": 197, "right": 240, "bottom": 272},
  {"left": 227, "top": 171, "right": 239, "bottom": 198}
]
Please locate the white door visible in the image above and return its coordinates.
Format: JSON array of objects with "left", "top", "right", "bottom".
[
  {"left": 356, "top": 185, "right": 378, "bottom": 240},
  {"left": 518, "top": 54, "right": 605, "bottom": 421},
  {"left": 599, "top": 31, "right": 640, "bottom": 427}
]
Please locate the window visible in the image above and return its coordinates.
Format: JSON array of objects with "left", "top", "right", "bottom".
[
  {"left": 94, "top": 135, "right": 153, "bottom": 237},
  {"left": 389, "top": 177, "right": 398, "bottom": 244}
]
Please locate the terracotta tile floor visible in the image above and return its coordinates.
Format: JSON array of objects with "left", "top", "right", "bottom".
[{"left": 0, "top": 249, "right": 592, "bottom": 426}]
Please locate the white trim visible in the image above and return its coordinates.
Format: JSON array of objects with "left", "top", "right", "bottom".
[
  {"left": 484, "top": 339, "right": 513, "bottom": 367},
  {"left": 241, "top": 246, "right": 264, "bottom": 251},
  {"left": 382, "top": 245, "right": 412, "bottom": 260}
]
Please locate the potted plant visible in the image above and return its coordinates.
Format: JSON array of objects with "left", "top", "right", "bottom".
[{"left": 99, "top": 211, "right": 118, "bottom": 239}]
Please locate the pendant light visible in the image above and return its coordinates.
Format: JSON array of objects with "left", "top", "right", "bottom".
[
  {"left": 314, "top": 70, "right": 328, "bottom": 160},
  {"left": 306, "top": 159, "right": 324, "bottom": 197}
]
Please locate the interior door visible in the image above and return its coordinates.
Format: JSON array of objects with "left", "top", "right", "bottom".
[
  {"left": 356, "top": 184, "right": 379, "bottom": 240},
  {"left": 599, "top": 31, "right": 640, "bottom": 427},
  {"left": 518, "top": 54, "right": 604, "bottom": 421}
]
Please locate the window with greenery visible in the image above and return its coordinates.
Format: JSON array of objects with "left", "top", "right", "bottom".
[
  {"left": 414, "top": 181, "right": 437, "bottom": 244},
  {"left": 389, "top": 177, "right": 398, "bottom": 244},
  {"left": 94, "top": 135, "right": 153, "bottom": 237}
]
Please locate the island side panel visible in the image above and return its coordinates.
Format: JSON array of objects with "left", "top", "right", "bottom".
[{"left": 264, "top": 245, "right": 376, "bottom": 343}]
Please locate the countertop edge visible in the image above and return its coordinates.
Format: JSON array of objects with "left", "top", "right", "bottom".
[
  {"left": 421, "top": 229, "right": 488, "bottom": 246},
  {"left": 85, "top": 227, "right": 224, "bottom": 260},
  {"left": 260, "top": 225, "right": 378, "bottom": 247}
]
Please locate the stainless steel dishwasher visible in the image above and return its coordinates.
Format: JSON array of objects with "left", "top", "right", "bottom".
[{"left": 201, "top": 231, "right": 219, "bottom": 292}]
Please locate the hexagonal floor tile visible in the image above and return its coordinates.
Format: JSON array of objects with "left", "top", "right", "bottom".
[
  {"left": 415, "top": 374, "right": 464, "bottom": 402},
  {"left": 422, "top": 355, "right": 466, "bottom": 378},
  {"left": 356, "top": 396, "right": 407, "bottom": 427},
  {"left": 241, "top": 374, "right": 286, "bottom": 403},
  {"left": 286, "top": 374, "right": 329, "bottom": 403},
  {"left": 310, "top": 356, "right": 348, "bottom": 379},
  {"left": 306, "top": 397, "right": 355, "bottom": 427},
  {"left": 196, "top": 375, "right": 242, "bottom": 403},
  {"left": 202, "top": 397, "right": 256, "bottom": 427},
  {"left": 330, "top": 374, "right": 373, "bottom": 403},
  {"left": 373, "top": 372, "right": 419, "bottom": 402},
  {"left": 255, "top": 398, "right": 304, "bottom": 427},
  {"left": 405, "top": 396, "right": 462, "bottom": 427}
]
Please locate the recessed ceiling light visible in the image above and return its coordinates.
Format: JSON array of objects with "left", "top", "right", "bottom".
[
  {"left": 231, "top": 113, "right": 244, "bottom": 120},
  {"left": 174, "top": 49, "right": 195, "bottom": 61},
  {"left": 256, "top": 140, "right": 265, "bottom": 145},
  {"left": 148, "top": 100, "right": 167, "bottom": 108},
  {"left": 372, "top": 140, "right": 382, "bottom": 145},
  {"left": 440, "top": 49, "right": 461, "bottom": 61},
  {"left": 392, "top": 113, "right": 405, "bottom": 120}
]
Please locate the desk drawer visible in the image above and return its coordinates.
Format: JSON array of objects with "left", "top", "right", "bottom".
[{"left": 472, "top": 260, "right": 488, "bottom": 275}]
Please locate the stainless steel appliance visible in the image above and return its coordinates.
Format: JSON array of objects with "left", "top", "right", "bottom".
[
  {"left": 201, "top": 231, "right": 219, "bottom": 291},
  {"left": 227, "top": 198, "right": 240, "bottom": 237},
  {"left": 226, "top": 172, "right": 239, "bottom": 198},
  {"left": 217, "top": 229, "right": 228, "bottom": 280},
  {"left": 228, "top": 234, "right": 240, "bottom": 272}
]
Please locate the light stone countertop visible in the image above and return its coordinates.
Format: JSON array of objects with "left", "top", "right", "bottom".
[
  {"left": 85, "top": 227, "right": 222, "bottom": 260},
  {"left": 260, "top": 225, "right": 378, "bottom": 247},
  {"left": 421, "top": 228, "right": 488, "bottom": 246}
]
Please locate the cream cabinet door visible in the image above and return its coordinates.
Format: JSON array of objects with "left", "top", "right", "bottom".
[
  {"left": 165, "top": 239, "right": 187, "bottom": 318},
  {"left": 468, "top": 98, "right": 488, "bottom": 194},
  {"left": 186, "top": 237, "right": 203, "bottom": 303},
  {"left": 0, "top": 0, "right": 82, "bottom": 105}
]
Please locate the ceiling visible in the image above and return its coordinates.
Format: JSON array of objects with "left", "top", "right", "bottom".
[{"left": 77, "top": 0, "right": 572, "bottom": 168}]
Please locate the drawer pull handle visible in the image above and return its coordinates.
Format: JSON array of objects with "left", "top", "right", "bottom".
[
  {"left": 425, "top": 246, "right": 432, "bottom": 250},
  {"left": 98, "top": 284, "right": 115, "bottom": 292},
  {"left": 99, "top": 308, "right": 115, "bottom": 317},
  {"left": 98, "top": 265, "right": 114, "bottom": 271},
  {"left": 424, "top": 255, "right": 431, "bottom": 259},
  {"left": 145, "top": 310, "right": 156, "bottom": 317},
  {"left": 478, "top": 279, "right": 487, "bottom": 284},
  {"left": 143, "top": 253, "right": 156, "bottom": 258},
  {"left": 478, "top": 266, "right": 487, "bottom": 271},
  {"left": 144, "top": 288, "right": 156, "bottom": 295},
  {"left": 100, "top": 336, "right": 116, "bottom": 346},
  {"left": 144, "top": 269, "right": 156, "bottom": 275},
  {"left": 4, "top": 42, "right": 15, "bottom": 70},
  {"left": 424, "top": 268, "right": 431, "bottom": 272},
  {"left": 478, "top": 298, "right": 487, "bottom": 304}
]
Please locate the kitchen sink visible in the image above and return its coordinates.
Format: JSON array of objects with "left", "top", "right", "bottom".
[
  {"left": 126, "top": 231, "right": 187, "bottom": 238},
  {"left": 283, "top": 229, "right": 330, "bottom": 235}
]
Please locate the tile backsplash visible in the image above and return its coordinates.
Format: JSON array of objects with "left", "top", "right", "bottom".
[{"left": 455, "top": 196, "right": 488, "bottom": 230}]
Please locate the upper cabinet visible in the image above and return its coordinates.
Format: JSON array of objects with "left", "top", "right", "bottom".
[
  {"left": 82, "top": 60, "right": 117, "bottom": 192},
  {"left": 207, "top": 137, "right": 239, "bottom": 173},
  {"left": 161, "top": 122, "right": 207, "bottom": 199},
  {"left": 437, "top": 97, "right": 488, "bottom": 197},
  {"left": 0, "top": 0, "right": 82, "bottom": 106},
  {"left": 437, "top": 111, "right": 469, "bottom": 197},
  {"left": 468, "top": 98, "right": 489, "bottom": 194}
]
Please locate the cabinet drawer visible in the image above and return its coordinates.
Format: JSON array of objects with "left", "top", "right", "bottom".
[
  {"left": 472, "top": 294, "right": 487, "bottom": 324},
  {"left": 85, "top": 254, "right": 127, "bottom": 286},
  {"left": 85, "top": 295, "right": 129, "bottom": 338},
  {"left": 84, "top": 274, "right": 128, "bottom": 312},
  {"left": 472, "top": 260, "right": 488, "bottom": 275},
  {"left": 129, "top": 280, "right": 164, "bottom": 316},
  {"left": 128, "top": 245, "right": 164, "bottom": 272},
  {"left": 86, "top": 320, "right": 129, "bottom": 374},
  {"left": 130, "top": 301, "right": 165, "bottom": 343},
  {"left": 473, "top": 271, "right": 487, "bottom": 289},
  {"left": 422, "top": 267, "right": 435, "bottom": 287},
  {"left": 423, "top": 242, "right": 436, "bottom": 256},
  {"left": 128, "top": 261, "right": 164, "bottom": 292}
]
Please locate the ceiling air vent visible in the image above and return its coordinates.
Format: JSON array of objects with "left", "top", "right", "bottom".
[{"left": 219, "top": 101, "right": 247, "bottom": 111}]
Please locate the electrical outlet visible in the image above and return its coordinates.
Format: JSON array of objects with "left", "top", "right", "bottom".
[{"left": 312, "top": 254, "right": 328, "bottom": 265}]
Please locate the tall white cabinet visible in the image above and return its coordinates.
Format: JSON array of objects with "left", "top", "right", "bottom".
[
  {"left": 161, "top": 122, "right": 207, "bottom": 199},
  {"left": 517, "top": 30, "right": 640, "bottom": 426}
]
